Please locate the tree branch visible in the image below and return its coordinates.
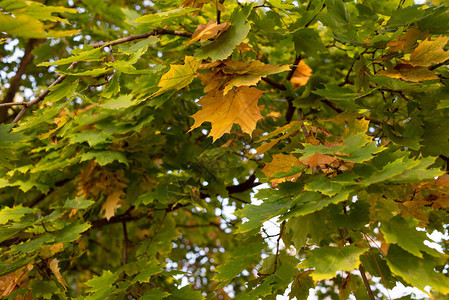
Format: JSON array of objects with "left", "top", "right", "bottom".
[
  {"left": 226, "top": 174, "right": 260, "bottom": 194},
  {"left": 11, "top": 29, "right": 192, "bottom": 124},
  {"left": 0, "top": 38, "right": 44, "bottom": 123},
  {"left": 262, "top": 77, "right": 286, "bottom": 91},
  {"left": 429, "top": 58, "right": 449, "bottom": 71}
]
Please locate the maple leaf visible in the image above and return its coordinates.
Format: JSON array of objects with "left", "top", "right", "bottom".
[
  {"left": 221, "top": 60, "right": 290, "bottom": 94},
  {"left": 387, "top": 26, "right": 429, "bottom": 54},
  {"left": 299, "top": 152, "right": 337, "bottom": 169},
  {"left": 290, "top": 60, "right": 312, "bottom": 88},
  {"left": 407, "top": 36, "right": 449, "bottom": 67},
  {"left": 261, "top": 154, "right": 304, "bottom": 186},
  {"left": 102, "top": 189, "right": 124, "bottom": 220},
  {"left": 378, "top": 64, "right": 438, "bottom": 82},
  {"left": 49, "top": 258, "right": 67, "bottom": 289},
  {"left": 185, "top": 20, "right": 230, "bottom": 47},
  {"left": 150, "top": 56, "right": 200, "bottom": 98},
  {"left": 189, "top": 87, "right": 263, "bottom": 141},
  {"left": 199, "top": 59, "right": 289, "bottom": 95}
]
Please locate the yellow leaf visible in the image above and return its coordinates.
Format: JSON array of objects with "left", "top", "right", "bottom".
[
  {"left": 189, "top": 87, "right": 263, "bottom": 141},
  {"left": 290, "top": 60, "right": 312, "bottom": 88},
  {"left": 378, "top": 64, "right": 438, "bottom": 82},
  {"left": 150, "top": 56, "right": 200, "bottom": 98},
  {"left": 185, "top": 20, "right": 230, "bottom": 46},
  {"left": 102, "top": 189, "right": 123, "bottom": 220},
  {"left": 261, "top": 154, "right": 304, "bottom": 186},
  {"left": 408, "top": 36, "right": 449, "bottom": 67},
  {"left": 49, "top": 259, "right": 67, "bottom": 289}
]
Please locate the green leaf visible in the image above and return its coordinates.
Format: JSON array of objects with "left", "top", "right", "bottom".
[
  {"left": 101, "top": 94, "right": 137, "bottom": 109},
  {"left": 70, "top": 130, "right": 111, "bottom": 146},
  {"left": 380, "top": 215, "right": 441, "bottom": 258},
  {"left": 54, "top": 222, "right": 91, "bottom": 243},
  {"left": 85, "top": 270, "right": 119, "bottom": 299},
  {"left": 141, "top": 289, "right": 171, "bottom": 300},
  {"left": 80, "top": 151, "right": 128, "bottom": 166},
  {"left": 150, "top": 56, "right": 200, "bottom": 98},
  {"left": 166, "top": 285, "right": 204, "bottom": 300},
  {"left": 38, "top": 46, "right": 103, "bottom": 67},
  {"left": 30, "top": 280, "right": 61, "bottom": 299},
  {"left": 285, "top": 189, "right": 352, "bottom": 219},
  {"left": 195, "top": 5, "right": 252, "bottom": 60},
  {"left": 313, "top": 84, "right": 374, "bottom": 101},
  {"left": 131, "top": 261, "right": 161, "bottom": 284},
  {"left": 235, "top": 197, "right": 290, "bottom": 233},
  {"left": 0, "top": 124, "right": 24, "bottom": 148},
  {"left": 63, "top": 197, "right": 95, "bottom": 210},
  {"left": 289, "top": 270, "right": 314, "bottom": 300},
  {"left": 118, "top": 37, "right": 159, "bottom": 55},
  {"left": 300, "top": 245, "right": 366, "bottom": 281},
  {"left": 386, "top": 245, "right": 449, "bottom": 294},
  {"left": 0, "top": 205, "right": 34, "bottom": 225},
  {"left": 293, "top": 28, "right": 327, "bottom": 58},
  {"left": 134, "top": 8, "right": 196, "bottom": 25},
  {"left": 0, "top": 254, "right": 35, "bottom": 277}
]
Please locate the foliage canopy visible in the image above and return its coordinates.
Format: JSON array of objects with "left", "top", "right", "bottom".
[{"left": 1, "top": 0, "right": 449, "bottom": 299}]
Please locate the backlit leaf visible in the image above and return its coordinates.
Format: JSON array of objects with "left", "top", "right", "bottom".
[
  {"left": 189, "top": 87, "right": 263, "bottom": 141},
  {"left": 150, "top": 56, "right": 200, "bottom": 98},
  {"left": 300, "top": 245, "right": 366, "bottom": 281}
]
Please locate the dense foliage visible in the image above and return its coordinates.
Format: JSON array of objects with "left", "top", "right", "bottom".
[{"left": 1, "top": 0, "right": 449, "bottom": 299}]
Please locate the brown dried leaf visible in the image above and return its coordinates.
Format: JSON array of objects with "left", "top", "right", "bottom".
[
  {"left": 185, "top": 20, "right": 230, "bottom": 46},
  {"left": 49, "top": 258, "right": 67, "bottom": 289}
]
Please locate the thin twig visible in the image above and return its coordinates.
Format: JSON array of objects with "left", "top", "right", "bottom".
[
  {"left": 286, "top": 55, "right": 302, "bottom": 81},
  {"left": 0, "top": 102, "right": 28, "bottom": 107},
  {"left": 342, "top": 227, "right": 375, "bottom": 300},
  {"left": 216, "top": 0, "right": 225, "bottom": 24},
  {"left": 359, "top": 264, "right": 376, "bottom": 300},
  {"left": 258, "top": 221, "right": 285, "bottom": 276}
]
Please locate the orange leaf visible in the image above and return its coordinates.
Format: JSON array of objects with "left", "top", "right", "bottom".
[
  {"left": 189, "top": 87, "right": 263, "bottom": 141},
  {"left": 290, "top": 60, "right": 312, "bottom": 88},
  {"left": 299, "top": 152, "right": 337, "bottom": 169},
  {"left": 185, "top": 20, "right": 230, "bottom": 46}
]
